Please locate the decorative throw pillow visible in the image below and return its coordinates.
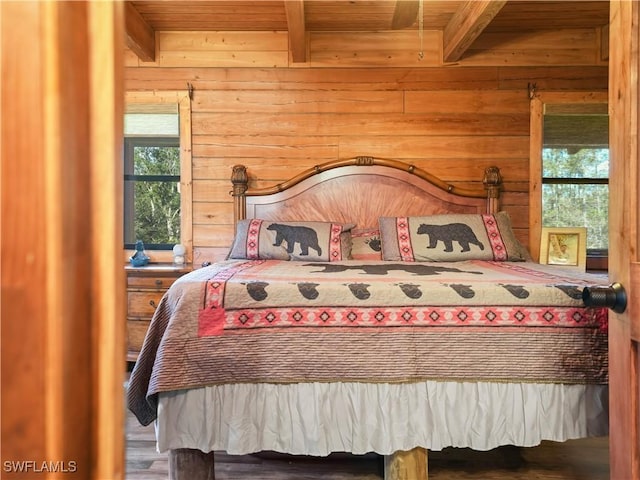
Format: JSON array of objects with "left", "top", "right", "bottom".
[
  {"left": 350, "top": 228, "right": 383, "bottom": 260},
  {"left": 378, "top": 212, "right": 528, "bottom": 262},
  {"left": 228, "top": 219, "right": 354, "bottom": 262}
]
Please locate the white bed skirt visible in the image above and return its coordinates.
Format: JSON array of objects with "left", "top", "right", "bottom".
[{"left": 156, "top": 381, "right": 608, "bottom": 456}]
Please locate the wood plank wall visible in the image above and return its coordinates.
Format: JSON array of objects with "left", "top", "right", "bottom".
[{"left": 124, "top": 29, "right": 608, "bottom": 264}]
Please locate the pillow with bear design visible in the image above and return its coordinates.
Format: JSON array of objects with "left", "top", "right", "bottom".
[
  {"left": 378, "top": 212, "right": 528, "bottom": 262},
  {"left": 228, "top": 219, "right": 354, "bottom": 262}
]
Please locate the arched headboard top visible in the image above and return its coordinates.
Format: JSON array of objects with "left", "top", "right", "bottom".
[{"left": 231, "top": 157, "right": 502, "bottom": 230}]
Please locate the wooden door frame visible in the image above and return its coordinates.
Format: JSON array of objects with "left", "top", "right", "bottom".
[
  {"left": 1, "top": 2, "right": 125, "bottom": 478},
  {"left": 608, "top": 1, "right": 640, "bottom": 479}
]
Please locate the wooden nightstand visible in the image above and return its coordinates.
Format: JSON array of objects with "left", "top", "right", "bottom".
[{"left": 125, "top": 263, "right": 191, "bottom": 362}]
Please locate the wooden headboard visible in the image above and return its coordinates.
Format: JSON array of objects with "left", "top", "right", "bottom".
[{"left": 231, "top": 156, "right": 501, "bottom": 230}]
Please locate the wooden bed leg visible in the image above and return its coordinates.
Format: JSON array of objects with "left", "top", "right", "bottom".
[
  {"left": 169, "top": 448, "right": 215, "bottom": 480},
  {"left": 384, "top": 447, "right": 428, "bottom": 480}
]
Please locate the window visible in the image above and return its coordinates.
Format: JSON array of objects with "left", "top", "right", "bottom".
[
  {"left": 529, "top": 93, "right": 608, "bottom": 268},
  {"left": 123, "top": 137, "right": 180, "bottom": 249},
  {"left": 123, "top": 91, "right": 192, "bottom": 263},
  {"left": 541, "top": 113, "right": 609, "bottom": 255}
]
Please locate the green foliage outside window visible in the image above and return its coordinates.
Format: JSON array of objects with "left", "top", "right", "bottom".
[
  {"left": 542, "top": 148, "right": 609, "bottom": 251},
  {"left": 124, "top": 139, "right": 180, "bottom": 248}
]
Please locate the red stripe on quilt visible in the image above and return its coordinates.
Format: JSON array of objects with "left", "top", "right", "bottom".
[
  {"left": 396, "top": 217, "right": 415, "bottom": 262},
  {"left": 198, "top": 260, "right": 264, "bottom": 336},
  {"left": 224, "top": 304, "right": 607, "bottom": 331},
  {"left": 482, "top": 214, "right": 508, "bottom": 261}
]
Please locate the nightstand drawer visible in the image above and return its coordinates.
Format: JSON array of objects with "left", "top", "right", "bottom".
[
  {"left": 128, "top": 291, "right": 165, "bottom": 317},
  {"left": 127, "top": 320, "right": 151, "bottom": 355},
  {"left": 127, "top": 275, "right": 179, "bottom": 289}
]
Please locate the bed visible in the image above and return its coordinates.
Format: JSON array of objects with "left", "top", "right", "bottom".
[{"left": 127, "top": 156, "right": 609, "bottom": 480}]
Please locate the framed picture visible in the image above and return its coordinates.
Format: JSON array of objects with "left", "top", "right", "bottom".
[{"left": 539, "top": 227, "right": 587, "bottom": 270}]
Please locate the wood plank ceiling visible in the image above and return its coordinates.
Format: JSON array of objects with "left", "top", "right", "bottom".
[{"left": 125, "top": 0, "right": 610, "bottom": 64}]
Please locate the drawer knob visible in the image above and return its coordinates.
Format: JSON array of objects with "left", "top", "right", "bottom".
[
  {"left": 149, "top": 299, "right": 157, "bottom": 308},
  {"left": 155, "top": 279, "right": 163, "bottom": 286}
]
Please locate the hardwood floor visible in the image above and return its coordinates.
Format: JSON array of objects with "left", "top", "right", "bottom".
[{"left": 125, "top": 406, "right": 609, "bottom": 480}]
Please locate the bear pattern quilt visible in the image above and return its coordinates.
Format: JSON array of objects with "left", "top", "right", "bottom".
[{"left": 127, "top": 259, "right": 609, "bottom": 426}]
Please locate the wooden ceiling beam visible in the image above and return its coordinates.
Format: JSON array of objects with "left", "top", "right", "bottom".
[
  {"left": 443, "top": 0, "right": 507, "bottom": 63},
  {"left": 284, "top": 0, "right": 306, "bottom": 63},
  {"left": 391, "top": 0, "right": 419, "bottom": 30},
  {"left": 125, "top": 2, "right": 155, "bottom": 62}
]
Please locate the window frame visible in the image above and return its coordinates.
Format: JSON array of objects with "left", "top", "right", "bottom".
[
  {"left": 123, "top": 91, "right": 192, "bottom": 264},
  {"left": 529, "top": 91, "right": 608, "bottom": 270},
  {"left": 541, "top": 153, "right": 609, "bottom": 255},
  {"left": 123, "top": 136, "right": 181, "bottom": 250}
]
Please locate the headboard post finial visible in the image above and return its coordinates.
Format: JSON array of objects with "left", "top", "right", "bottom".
[
  {"left": 231, "top": 165, "right": 249, "bottom": 226},
  {"left": 483, "top": 166, "right": 502, "bottom": 213}
]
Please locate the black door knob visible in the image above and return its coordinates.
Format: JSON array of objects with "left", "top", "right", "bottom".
[{"left": 582, "top": 282, "right": 627, "bottom": 314}]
